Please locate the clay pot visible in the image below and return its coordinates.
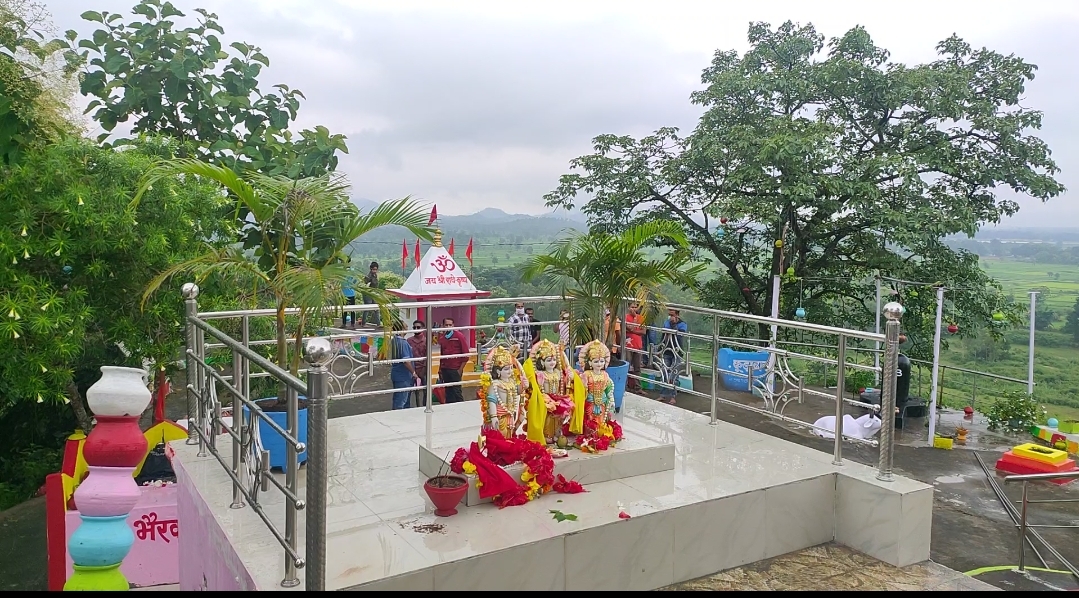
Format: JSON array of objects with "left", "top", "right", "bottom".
[
  {"left": 424, "top": 475, "right": 468, "bottom": 517},
  {"left": 86, "top": 366, "right": 151, "bottom": 417},
  {"left": 73, "top": 466, "right": 140, "bottom": 517},
  {"left": 83, "top": 416, "right": 148, "bottom": 467}
]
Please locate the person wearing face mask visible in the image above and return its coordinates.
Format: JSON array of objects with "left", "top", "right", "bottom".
[
  {"left": 436, "top": 317, "right": 468, "bottom": 403},
  {"left": 407, "top": 320, "right": 429, "bottom": 407},
  {"left": 507, "top": 302, "right": 533, "bottom": 355}
]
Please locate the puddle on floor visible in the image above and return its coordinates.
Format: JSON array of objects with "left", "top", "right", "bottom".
[{"left": 935, "top": 475, "right": 966, "bottom": 484}]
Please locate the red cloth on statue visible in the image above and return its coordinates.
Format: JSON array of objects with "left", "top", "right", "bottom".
[{"left": 468, "top": 443, "right": 519, "bottom": 499}]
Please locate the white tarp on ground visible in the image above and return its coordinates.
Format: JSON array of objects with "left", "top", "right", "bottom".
[{"left": 811, "top": 413, "right": 882, "bottom": 440}]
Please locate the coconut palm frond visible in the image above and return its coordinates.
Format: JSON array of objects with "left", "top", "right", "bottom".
[
  {"left": 141, "top": 246, "right": 269, "bottom": 309},
  {"left": 343, "top": 196, "right": 434, "bottom": 243},
  {"left": 132, "top": 159, "right": 263, "bottom": 218}
]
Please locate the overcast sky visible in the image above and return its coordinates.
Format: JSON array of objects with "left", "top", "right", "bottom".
[{"left": 47, "top": 0, "right": 1079, "bottom": 227}]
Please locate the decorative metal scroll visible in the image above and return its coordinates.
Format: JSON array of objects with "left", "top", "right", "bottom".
[
  {"left": 203, "top": 369, "right": 221, "bottom": 453},
  {"left": 325, "top": 348, "right": 372, "bottom": 398},
  {"left": 758, "top": 354, "right": 805, "bottom": 416},
  {"left": 243, "top": 406, "right": 266, "bottom": 507}
]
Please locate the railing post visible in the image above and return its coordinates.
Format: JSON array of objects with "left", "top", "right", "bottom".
[
  {"left": 833, "top": 334, "right": 847, "bottom": 465},
  {"left": 425, "top": 305, "right": 434, "bottom": 414},
  {"left": 1018, "top": 480, "right": 1030, "bottom": 572},
  {"left": 281, "top": 384, "right": 301, "bottom": 588},
  {"left": 182, "top": 283, "right": 201, "bottom": 448},
  {"left": 877, "top": 301, "right": 904, "bottom": 482},
  {"left": 710, "top": 314, "right": 719, "bottom": 425},
  {"left": 230, "top": 347, "right": 245, "bottom": 510},
  {"left": 304, "top": 338, "right": 332, "bottom": 592}
]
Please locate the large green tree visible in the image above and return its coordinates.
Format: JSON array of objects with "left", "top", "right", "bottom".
[
  {"left": 0, "top": 138, "right": 231, "bottom": 430},
  {"left": 62, "top": 0, "right": 346, "bottom": 177},
  {"left": 0, "top": 0, "right": 75, "bottom": 165},
  {"left": 544, "top": 22, "right": 1063, "bottom": 358}
]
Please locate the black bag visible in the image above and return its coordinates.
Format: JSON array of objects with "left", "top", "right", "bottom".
[{"left": 134, "top": 443, "right": 177, "bottom": 486}]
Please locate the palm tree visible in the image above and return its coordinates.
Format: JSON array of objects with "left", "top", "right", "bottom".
[
  {"left": 134, "top": 159, "right": 432, "bottom": 400},
  {"left": 521, "top": 221, "right": 705, "bottom": 363}
]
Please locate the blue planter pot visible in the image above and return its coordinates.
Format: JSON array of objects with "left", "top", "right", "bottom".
[
  {"left": 242, "top": 398, "right": 308, "bottom": 472},
  {"left": 607, "top": 361, "right": 630, "bottom": 411},
  {"left": 68, "top": 515, "right": 134, "bottom": 567}
]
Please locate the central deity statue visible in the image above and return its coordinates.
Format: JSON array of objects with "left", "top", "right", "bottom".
[
  {"left": 578, "top": 340, "right": 616, "bottom": 433},
  {"left": 477, "top": 345, "right": 527, "bottom": 439},
  {"left": 528, "top": 340, "right": 579, "bottom": 445}
]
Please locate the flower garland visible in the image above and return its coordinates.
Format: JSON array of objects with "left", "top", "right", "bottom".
[
  {"left": 450, "top": 430, "right": 585, "bottom": 508},
  {"left": 566, "top": 419, "right": 623, "bottom": 454}
]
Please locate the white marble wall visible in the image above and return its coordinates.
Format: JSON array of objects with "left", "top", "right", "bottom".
[{"left": 834, "top": 473, "right": 933, "bottom": 567}]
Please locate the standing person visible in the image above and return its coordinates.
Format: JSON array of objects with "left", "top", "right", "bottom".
[
  {"left": 525, "top": 307, "right": 541, "bottom": 347},
  {"left": 557, "top": 310, "right": 570, "bottom": 358},
  {"left": 341, "top": 265, "right": 357, "bottom": 329},
  {"left": 407, "top": 319, "right": 429, "bottom": 406},
  {"left": 603, "top": 308, "right": 622, "bottom": 360},
  {"left": 624, "top": 302, "right": 645, "bottom": 391},
  {"left": 388, "top": 320, "right": 419, "bottom": 410},
  {"left": 437, "top": 317, "right": 468, "bottom": 403},
  {"left": 361, "top": 261, "right": 380, "bottom": 327},
  {"left": 508, "top": 302, "right": 532, "bottom": 354},
  {"left": 659, "top": 309, "right": 688, "bottom": 405}
]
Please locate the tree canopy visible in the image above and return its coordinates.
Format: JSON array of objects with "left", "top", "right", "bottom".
[
  {"left": 0, "top": 0, "right": 76, "bottom": 165},
  {"left": 544, "top": 22, "right": 1064, "bottom": 358},
  {"left": 0, "top": 138, "right": 232, "bottom": 428},
  {"left": 62, "top": 0, "right": 347, "bottom": 177}
]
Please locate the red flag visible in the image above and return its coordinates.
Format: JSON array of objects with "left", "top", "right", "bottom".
[
  {"left": 448, "top": 238, "right": 455, "bottom": 256},
  {"left": 414, "top": 239, "right": 421, "bottom": 268},
  {"left": 401, "top": 239, "right": 408, "bottom": 270},
  {"left": 428, "top": 205, "right": 437, "bottom": 226},
  {"left": 466, "top": 238, "right": 473, "bottom": 265}
]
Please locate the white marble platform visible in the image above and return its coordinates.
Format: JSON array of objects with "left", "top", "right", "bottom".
[
  {"left": 173, "top": 394, "right": 933, "bottom": 591},
  {"left": 417, "top": 425, "right": 676, "bottom": 507}
]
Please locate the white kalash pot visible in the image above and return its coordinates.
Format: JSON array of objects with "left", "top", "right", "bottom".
[{"left": 86, "top": 366, "right": 152, "bottom": 417}]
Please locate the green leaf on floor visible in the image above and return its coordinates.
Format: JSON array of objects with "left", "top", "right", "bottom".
[{"left": 549, "top": 509, "right": 577, "bottom": 522}]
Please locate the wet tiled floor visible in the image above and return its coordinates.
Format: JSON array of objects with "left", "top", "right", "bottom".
[{"left": 663, "top": 544, "right": 999, "bottom": 591}]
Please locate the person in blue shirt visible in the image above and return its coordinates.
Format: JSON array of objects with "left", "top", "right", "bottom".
[
  {"left": 342, "top": 267, "right": 357, "bottom": 328},
  {"left": 388, "top": 319, "right": 419, "bottom": 409},
  {"left": 659, "top": 309, "right": 688, "bottom": 405}
]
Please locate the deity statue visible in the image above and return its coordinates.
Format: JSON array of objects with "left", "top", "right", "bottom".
[
  {"left": 578, "top": 340, "right": 616, "bottom": 434},
  {"left": 477, "top": 345, "right": 528, "bottom": 439},
  {"left": 529, "top": 340, "right": 577, "bottom": 445}
]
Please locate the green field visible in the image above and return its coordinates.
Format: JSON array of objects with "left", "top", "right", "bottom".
[{"left": 980, "top": 258, "right": 1079, "bottom": 312}]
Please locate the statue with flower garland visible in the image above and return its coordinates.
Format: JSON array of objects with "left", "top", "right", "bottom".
[
  {"left": 526, "top": 339, "right": 583, "bottom": 446},
  {"left": 576, "top": 340, "right": 622, "bottom": 451},
  {"left": 476, "top": 345, "right": 528, "bottom": 439}
]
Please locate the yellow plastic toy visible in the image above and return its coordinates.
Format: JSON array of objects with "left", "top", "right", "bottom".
[
  {"left": 1012, "top": 443, "right": 1069, "bottom": 466},
  {"left": 933, "top": 435, "right": 954, "bottom": 450}
]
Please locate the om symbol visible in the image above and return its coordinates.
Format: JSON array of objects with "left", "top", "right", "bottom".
[{"left": 432, "top": 255, "right": 457, "bottom": 273}]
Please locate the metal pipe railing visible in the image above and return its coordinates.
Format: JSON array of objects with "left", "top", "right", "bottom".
[
  {"left": 182, "top": 287, "right": 905, "bottom": 590},
  {"left": 1004, "top": 471, "right": 1079, "bottom": 576}
]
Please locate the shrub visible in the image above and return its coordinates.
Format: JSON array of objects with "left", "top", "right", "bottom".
[{"left": 986, "top": 389, "right": 1042, "bottom": 433}]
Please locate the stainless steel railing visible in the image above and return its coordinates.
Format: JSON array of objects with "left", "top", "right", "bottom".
[
  {"left": 1004, "top": 471, "right": 1079, "bottom": 577},
  {"left": 181, "top": 285, "right": 904, "bottom": 590}
]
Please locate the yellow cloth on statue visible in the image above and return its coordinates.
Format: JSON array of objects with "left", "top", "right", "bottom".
[
  {"left": 570, "top": 370, "right": 586, "bottom": 434},
  {"left": 522, "top": 357, "right": 548, "bottom": 444}
]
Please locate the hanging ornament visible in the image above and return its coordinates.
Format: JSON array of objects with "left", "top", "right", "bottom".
[
  {"left": 715, "top": 229, "right": 724, "bottom": 238},
  {"left": 720, "top": 217, "right": 728, "bottom": 224},
  {"left": 62, "top": 265, "right": 73, "bottom": 275},
  {"left": 786, "top": 267, "right": 795, "bottom": 276},
  {"left": 992, "top": 311, "right": 1005, "bottom": 322},
  {"left": 795, "top": 307, "right": 806, "bottom": 319},
  {"left": 947, "top": 323, "right": 959, "bottom": 334},
  {"left": 909, "top": 290, "right": 918, "bottom": 298},
  {"left": 742, "top": 287, "right": 751, "bottom": 293},
  {"left": 774, "top": 240, "right": 783, "bottom": 248}
]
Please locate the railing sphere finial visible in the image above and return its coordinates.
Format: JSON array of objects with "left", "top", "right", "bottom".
[
  {"left": 304, "top": 337, "right": 334, "bottom": 367},
  {"left": 181, "top": 282, "right": 200, "bottom": 300},
  {"left": 883, "top": 302, "right": 904, "bottom": 321}
]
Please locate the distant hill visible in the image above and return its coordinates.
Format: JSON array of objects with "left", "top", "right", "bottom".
[{"left": 347, "top": 199, "right": 583, "bottom": 244}]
